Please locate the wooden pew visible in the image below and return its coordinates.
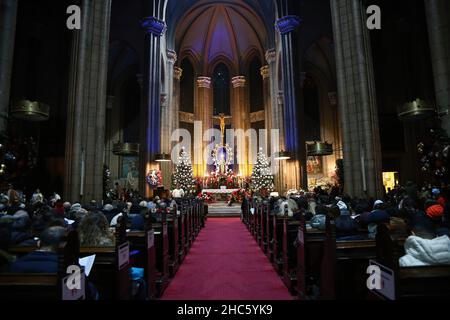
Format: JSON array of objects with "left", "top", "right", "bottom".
[
  {"left": 126, "top": 211, "right": 157, "bottom": 299},
  {"left": 282, "top": 217, "right": 301, "bottom": 295},
  {"left": 371, "top": 223, "right": 450, "bottom": 300},
  {"left": 80, "top": 214, "right": 131, "bottom": 300},
  {"left": 272, "top": 215, "right": 285, "bottom": 275},
  {"left": 319, "top": 216, "right": 376, "bottom": 300},
  {"left": 296, "top": 215, "right": 326, "bottom": 300},
  {"left": 0, "top": 230, "right": 85, "bottom": 300},
  {"left": 153, "top": 208, "right": 170, "bottom": 297},
  {"left": 167, "top": 207, "right": 180, "bottom": 278},
  {"left": 260, "top": 202, "right": 269, "bottom": 254},
  {"left": 178, "top": 204, "right": 186, "bottom": 264},
  {"left": 266, "top": 210, "right": 275, "bottom": 262}
]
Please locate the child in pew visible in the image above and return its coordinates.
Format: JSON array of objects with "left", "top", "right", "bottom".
[{"left": 399, "top": 215, "right": 450, "bottom": 267}]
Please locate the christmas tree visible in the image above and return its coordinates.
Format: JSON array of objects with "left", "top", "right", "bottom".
[
  {"left": 172, "top": 147, "right": 195, "bottom": 195},
  {"left": 250, "top": 149, "right": 274, "bottom": 193}
]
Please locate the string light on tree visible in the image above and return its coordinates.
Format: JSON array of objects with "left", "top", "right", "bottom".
[
  {"left": 171, "top": 147, "right": 195, "bottom": 195},
  {"left": 250, "top": 148, "right": 274, "bottom": 193}
]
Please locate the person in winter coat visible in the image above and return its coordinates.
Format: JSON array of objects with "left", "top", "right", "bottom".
[{"left": 399, "top": 216, "right": 450, "bottom": 267}]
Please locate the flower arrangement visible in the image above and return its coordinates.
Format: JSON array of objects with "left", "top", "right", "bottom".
[
  {"left": 146, "top": 169, "right": 162, "bottom": 189},
  {"left": 227, "top": 188, "right": 248, "bottom": 206},
  {"left": 206, "top": 170, "right": 240, "bottom": 189},
  {"left": 198, "top": 192, "right": 215, "bottom": 204}
]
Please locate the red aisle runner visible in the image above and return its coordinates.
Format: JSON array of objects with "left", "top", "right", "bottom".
[{"left": 161, "top": 218, "right": 293, "bottom": 300}]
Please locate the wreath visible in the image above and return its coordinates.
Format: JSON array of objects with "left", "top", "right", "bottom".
[{"left": 146, "top": 169, "right": 162, "bottom": 189}]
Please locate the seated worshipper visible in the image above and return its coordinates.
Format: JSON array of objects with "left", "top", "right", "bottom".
[
  {"left": 399, "top": 215, "right": 450, "bottom": 267},
  {"left": 9, "top": 226, "right": 66, "bottom": 273},
  {"left": 334, "top": 201, "right": 362, "bottom": 240},
  {"left": 9, "top": 211, "right": 36, "bottom": 247},
  {"left": 63, "top": 202, "right": 71, "bottom": 215},
  {"left": 360, "top": 200, "right": 391, "bottom": 225},
  {"left": 277, "top": 198, "right": 295, "bottom": 217},
  {"left": 309, "top": 205, "right": 328, "bottom": 231},
  {"left": 102, "top": 203, "right": 116, "bottom": 223},
  {"left": 292, "top": 197, "right": 312, "bottom": 220},
  {"left": 78, "top": 212, "right": 115, "bottom": 247},
  {"left": 425, "top": 200, "right": 449, "bottom": 237},
  {"left": 172, "top": 187, "right": 185, "bottom": 199}
]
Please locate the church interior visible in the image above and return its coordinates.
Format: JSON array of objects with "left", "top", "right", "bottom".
[{"left": 0, "top": 0, "right": 449, "bottom": 302}]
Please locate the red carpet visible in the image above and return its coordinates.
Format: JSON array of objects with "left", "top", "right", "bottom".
[{"left": 162, "top": 218, "right": 293, "bottom": 300}]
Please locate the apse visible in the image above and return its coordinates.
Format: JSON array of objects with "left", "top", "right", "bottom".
[{"left": 174, "top": 2, "right": 268, "bottom": 74}]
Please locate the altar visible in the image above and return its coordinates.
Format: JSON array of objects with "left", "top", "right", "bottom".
[
  {"left": 202, "top": 188, "right": 240, "bottom": 201},
  {"left": 202, "top": 188, "right": 240, "bottom": 195}
]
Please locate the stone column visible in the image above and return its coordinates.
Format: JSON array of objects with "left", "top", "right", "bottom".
[
  {"left": 231, "top": 76, "right": 251, "bottom": 176},
  {"left": 276, "top": 14, "right": 308, "bottom": 189},
  {"left": 261, "top": 65, "right": 272, "bottom": 152},
  {"left": 195, "top": 77, "right": 212, "bottom": 177},
  {"left": 159, "top": 50, "right": 177, "bottom": 190},
  {"left": 0, "top": 0, "right": 18, "bottom": 134},
  {"left": 173, "top": 67, "right": 183, "bottom": 133},
  {"left": 140, "top": 16, "right": 166, "bottom": 196},
  {"left": 425, "top": 0, "right": 450, "bottom": 134},
  {"left": 266, "top": 49, "right": 284, "bottom": 150},
  {"left": 330, "top": 0, "right": 383, "bottom": 199},
  {"left": 64, "top": 0, "right": 112, "bottom": 203}
]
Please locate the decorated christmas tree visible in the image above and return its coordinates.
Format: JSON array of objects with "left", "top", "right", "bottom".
[
  {"left": 172, "top": 147, "right": 195, "bottom": 195},
  {"left": 250, "top": 149, "right": 274, "bottom": 193}
]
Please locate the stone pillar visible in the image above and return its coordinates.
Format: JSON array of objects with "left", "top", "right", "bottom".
[
  {"left": 159, "top": 50, "right": 177, "bottom": 190},
  {"left": 231, "top": 76, "right": 251, "bottom": 177},
  {"left": 276, "top": 14, "right": 308, "bottom": 190},
  {"left": 195, "top": 77, "right": 212, "bottom": 177},
  {"left": 261, "top": 65, "right": 272, "bottom": 152},
  {"left": 140, "top": 16, "right": 166, "bottom": 196},
  {"left": 0, "top": 0, "right": 18, "bottom": 134},
  {"left": 330, "top": 0, "right": 383, "bottom": 199},
  {"left": 173, "top": 67, "right": 183, "bottom": 132},
  {"left": 425, "top": 0, "right": 450, "bottom": 134},
  {"left": 64, "top": 0, "right": 112, "bottom": 204}
]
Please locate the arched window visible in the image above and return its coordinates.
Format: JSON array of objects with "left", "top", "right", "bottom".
[
  {"left": 213, "top": 63, "right": 230, "bottom": 115},
  {"left": 249, "top": 57, "right": 263, "bottom": 113},
  {"left": 180, "top": 58, "right": 194, "bottom": 113}
]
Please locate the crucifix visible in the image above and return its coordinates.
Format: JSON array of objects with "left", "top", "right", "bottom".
[{"left": 213, "top": 113, "right": 232, "bottom": 145}]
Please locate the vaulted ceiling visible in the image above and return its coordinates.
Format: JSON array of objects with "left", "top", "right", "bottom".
[{"left": 174, "top": 1, "right": 270, "bottom": 74}]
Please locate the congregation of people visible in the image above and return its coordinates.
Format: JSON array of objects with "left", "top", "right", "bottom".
[
  {"left": 256, "top": 182, "right": 450, "bottom": 267},
  {"left": 0, "top": 184, "right": 179, "bottom": 299}
]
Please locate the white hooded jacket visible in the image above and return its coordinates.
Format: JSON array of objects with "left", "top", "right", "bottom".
[{"left": 399, "top": 235, "right": 450, "bottom": 267}]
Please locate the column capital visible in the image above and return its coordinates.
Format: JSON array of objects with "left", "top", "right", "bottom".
[
  {"left": 174, "top": 67, "right": 183, "bottom": 80},
  {"left": 160, "top": 93, "right": 168, "bottom": 108},
  {"left": 231, "top": 76, "right": 246, "bottom": 88},
  {"left": 197, "top": 76, "right": 212, "bottom": 88},
  {"left": 265, "top": 49, "right": 276, "bottom": 64},
  {"left": 141, "top": 16, "right": 167, "bottom": 36},
  {"left": 276, "top": 15, "right": 302, "bottom": 35},
  {"left": 260, "top": 66, "right": 270, "bottom": 79},
  {"left": 167, "top": 49, "right": 177, "bottom": 64}
]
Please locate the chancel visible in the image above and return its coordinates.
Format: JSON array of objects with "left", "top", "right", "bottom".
[{"left": 0, "top": 0, "right": 450, "bottom": 302}]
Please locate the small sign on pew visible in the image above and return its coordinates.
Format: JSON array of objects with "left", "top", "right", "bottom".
[
  {"left": 297, "top": 228, "right": 304, "bottom": 245},
  {"left": 147, "top": 229, "right": 155, "bottom": 249},
  {"left": 368, "top": 260, "right": 395, "bottom": 300},
  {"left": 118, "top": 242, "right": 130, "bottom": 270}
]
